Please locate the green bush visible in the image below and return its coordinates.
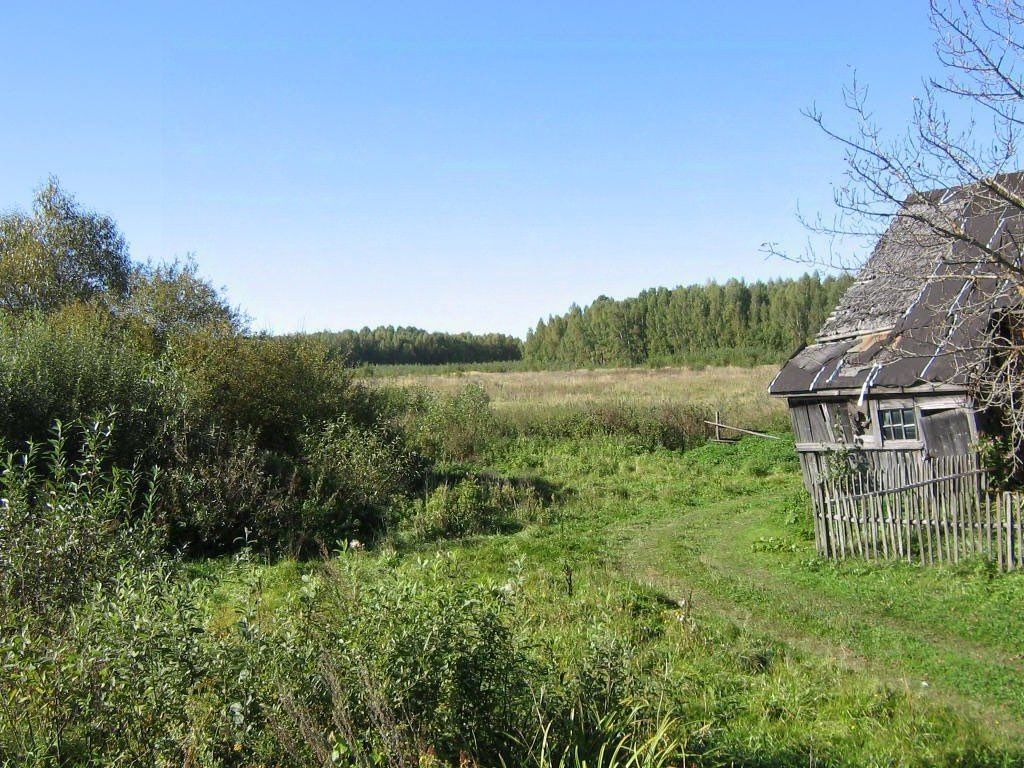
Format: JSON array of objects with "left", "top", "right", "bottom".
[
  {"left": 297, "top": 417, "right": 424, "bottom": 549},
  {"left": 119, "top": 257, "right": 243, "bottom": 353},
  {"left": 1, "top": 564, "right": 211, "bottom": 767},
  {"left": 0, "top": 305, "right": 166, "bottom": 464},
  {"left": 497, "top": 400, "right": 708, "bottom": 451},
  {"left": 165, "top": 332, "right": 369, "bottom": 456},
  {"left": 398, "top": 384, "right": 499, "bottom": 462},
  {"left": 0, "top": 179, "right": 132, "bottom": 314},
  {"left": 0, "top": 419, "right": 162, "bottom": 621},
  {"left": 263, "top": 556, "right": 536, "bottom": 766},
  {"left": 0, "top": 419, "right": 217, "bottom": 766},
  {"left": 160, "top": 425, "right": 291, "bottom": 553}
]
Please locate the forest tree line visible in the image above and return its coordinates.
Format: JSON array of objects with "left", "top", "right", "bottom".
[
  {"left": 523, "top": 274, "right": 854, "bottom": 367},
  {"left": 304, "top": 326, "right": 523, "bottom": 365},
  {"left": 300, "top": 274, "right": 853, "bottom": 369}
]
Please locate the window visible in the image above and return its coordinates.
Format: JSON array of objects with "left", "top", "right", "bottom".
[{"left": 880, "top": 407, "right": 918, "bottom": 441}]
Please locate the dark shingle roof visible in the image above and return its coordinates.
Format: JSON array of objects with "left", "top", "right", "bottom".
[
  {"left": 815, "top": 205, "right": 953, "bottom": 340},
  {"left": 770, "top": 174, "right": 1024, "bottom": 397}
]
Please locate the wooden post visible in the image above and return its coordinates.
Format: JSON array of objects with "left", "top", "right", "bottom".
[
  {"left": 851, "top": 475, "right": 865, "bottom": 558},
  {"left": 1005, "top": 493, "right": 1014, "bottom": 572},
  {"left": 859, "top": 473, "right": 872, "bottom": 560},
  {"left": 986, "top": 491, "right": 993, "bottom": 563},
  {"left": 1011, "top": 495, "right": 1019, "bottom": 569},
  {"left": 952, "top": 462, "right": 960, "bottom": 565},
  {"left": 715, "top": 410, "right": 721, "bottom": 443},
  {"left": 923, "top": 464, "right": 935, "bottom": 565},
  {"left": 814, "top": 480, "right": 824, "bottom": 556},
  {"left": 889, "top": 468, "right": 901, "bottom": 559},
  {"left": 998, "top": 492, "right": 1005, "bottom": 572},
  {"left": 917, "top": 479, "right": 933, "bottom": 569}
]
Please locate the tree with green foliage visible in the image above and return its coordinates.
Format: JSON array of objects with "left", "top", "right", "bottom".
[
  {"left": 0, "top": 178, "right": 132, "bottom": 313},
  {"left": 120, "top": 257, "right": 243, "bottom": 352}
]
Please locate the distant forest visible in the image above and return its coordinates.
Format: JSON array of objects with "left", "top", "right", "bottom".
[
  {"left": 306, "top": 327, "right": 524, "bottom": 366},
  {"left": 523, "top": 273, "right": 854, "bottom": 368},
  {"left": 302, "top": 273, "right": 852, "bottom": 368}
]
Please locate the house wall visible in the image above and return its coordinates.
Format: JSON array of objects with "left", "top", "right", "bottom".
[{"left": 786, "top": 392, "right": 979, "bottom": 490}]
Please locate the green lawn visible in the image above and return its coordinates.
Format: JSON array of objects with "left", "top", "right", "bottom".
[{"left": 207, "top": 435, "right": 1024, "bottom": 764}]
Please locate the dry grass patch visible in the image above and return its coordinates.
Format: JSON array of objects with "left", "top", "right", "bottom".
[{"left": 384, "top": 365, "right": 786, "bottom": 432}]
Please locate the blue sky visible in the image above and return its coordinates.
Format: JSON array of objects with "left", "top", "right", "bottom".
[{"left": 2, "top": 2, "right": 951, "bottom": 335}]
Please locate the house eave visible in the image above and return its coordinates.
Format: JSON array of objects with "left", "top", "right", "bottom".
[{"left": 773, "top": 382, "right": 969, "bottom": 400}]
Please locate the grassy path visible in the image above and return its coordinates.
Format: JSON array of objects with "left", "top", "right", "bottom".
[{"left": 480, "top": 436, "right": 1024, "bottom": 737}]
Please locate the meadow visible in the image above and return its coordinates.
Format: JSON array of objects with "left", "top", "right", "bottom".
[{"left": 189, "top": 366, "right": 1024, "bottom": 766}]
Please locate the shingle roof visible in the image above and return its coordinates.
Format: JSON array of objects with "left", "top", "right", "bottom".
[{"left": 770, "top": 173, "right": 1024, "bottom": 397}]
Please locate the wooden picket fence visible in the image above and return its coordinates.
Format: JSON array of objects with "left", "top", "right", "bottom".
[{"left": 810, "top": 453, "right": 1024, "bottom": 570}]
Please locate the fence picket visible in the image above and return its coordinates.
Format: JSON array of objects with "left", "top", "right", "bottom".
[
  {"left": 986, "top": 490, "right": 992, "bottom": 561},
  {"left": 1011, "top": 493, "right": 1019, "bottom": 573},
  {"left": 998, "top": 491, "right": 1005, "bottom": 571},
  {"left": 1008, "top": 494, "right": 1015, "bottom": 571},
  {"left": 808, "top": 452, "right": 1024, "bottom": 572}
]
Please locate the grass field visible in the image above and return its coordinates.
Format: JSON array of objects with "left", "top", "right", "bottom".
[
  {"left": 382, "top": 364, "right": 789, "bottom": 434},
  {"left": 204, "top": 365, "right": 1024, "bottom": 765},
  {"left": 476, "top": 437, "right": 1024, "bottom": 754}
]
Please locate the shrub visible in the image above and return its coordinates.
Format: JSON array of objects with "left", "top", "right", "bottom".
[
  {"left": 1, "top": 564, "right": 210, "bottom": 767},
  {"left": 160, "top": 425, "right": 291, "bottom": 554},
  {"left": 265, "top": 556, "right": 536, "bottom": 766},
  {"left": 404, "top": 475, "right": 546, "bottom": 541},
  {"left": 119, "top": 257, "right": 244, "bottom": 353},
  {"left": 496, "top": 400, "right": 708, "bottom": 451},
  {"left": 165, "top": 332, "right": 369, "bottom": 456},
  {"left": 0, "top": 179, "right": 132, "bottom": 314},
  {"left": 0, "top": 419, "right": 216, "bottom": 767},
  {"left": 0, "top": 419, "right": 162, "bottom": 622},
  {"left": 298, "top": 417, "right": 425, "bottom": 548},
  {"left": 399, "top": 384, "right": 499, "bottom": 463},
  {"left": 0, "top": 305, "right": 165, "bottom": 464}
]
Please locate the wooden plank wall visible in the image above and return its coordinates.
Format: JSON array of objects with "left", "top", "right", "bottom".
[{"left": 810, "top": 452, "right": 1024, "bottom": 571}]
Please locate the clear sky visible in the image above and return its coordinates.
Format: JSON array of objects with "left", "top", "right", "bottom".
[{"left": 2, "top": 2, "right": 952, "bottom": 336}]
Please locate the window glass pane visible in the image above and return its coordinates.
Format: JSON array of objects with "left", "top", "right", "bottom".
[{"left": 880, "top": 407, "right": 917, "bottom": 441}]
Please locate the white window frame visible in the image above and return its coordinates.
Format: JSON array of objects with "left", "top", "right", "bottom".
[{"left": 873, "top": 399, "right": 923, "bottom": 448}]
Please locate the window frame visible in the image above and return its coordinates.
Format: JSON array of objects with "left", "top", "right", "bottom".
[{"left": 877, "top": 403, "right": 921, "bottom": 446}]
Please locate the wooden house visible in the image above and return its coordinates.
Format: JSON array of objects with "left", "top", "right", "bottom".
[{"left": 770, "top": 175, "right": 1024, "bottom": 490}]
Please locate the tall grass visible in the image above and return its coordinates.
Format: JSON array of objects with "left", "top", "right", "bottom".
[{"left": 376, "top": 366, "right": 788, "bottom": 452}]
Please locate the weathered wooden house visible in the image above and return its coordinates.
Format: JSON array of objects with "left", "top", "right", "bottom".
[
  {"left": 770, "top": 176, "right": 1024, "bottom": 486},
  {"left": 770, "top": 176, "right": 1024, "bottom": 568}
]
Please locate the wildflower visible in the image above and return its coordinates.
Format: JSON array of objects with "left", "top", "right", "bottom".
[{"left": 349, "top": 539, "right": 364, "bottom": 551}]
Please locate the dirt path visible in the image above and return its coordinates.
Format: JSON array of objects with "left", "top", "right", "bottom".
[{"left": 614, "top": 482, "right": 1024, "bottom": 732}]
